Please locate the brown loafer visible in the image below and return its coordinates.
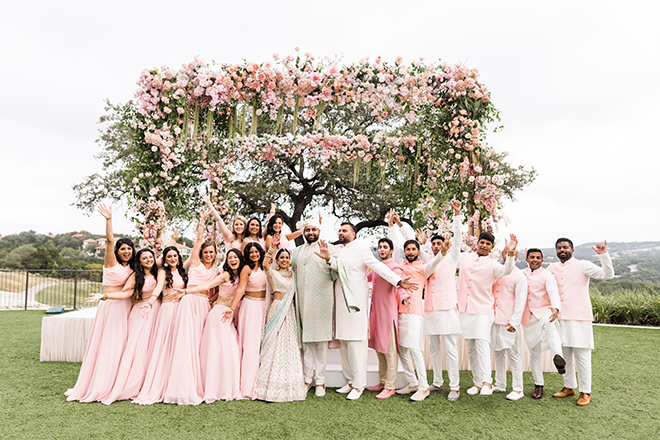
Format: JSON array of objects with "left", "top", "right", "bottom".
[
  {"left": 553, "top": 354, "right": 566, "bottom": 374},
  {"left": 576, "top": 392, "right": 592, "bottom": 406},
  {"left": 532, "top": 385, "right": 543, "bottom": 399},
  {"left": 552, "top": 387, "right": 575, "bottom": 398}
]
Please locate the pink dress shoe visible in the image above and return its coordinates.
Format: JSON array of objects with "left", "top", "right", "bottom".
[
  {"left": 366, "top": 384, "right": 385, "bottom": 392},
  {"left": 376, "top": 389, "right": 396, "bottom": 399}
]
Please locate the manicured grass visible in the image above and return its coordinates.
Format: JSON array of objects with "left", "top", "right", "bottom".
[
  {"left": 1, "top": 311, "right": 658, "bottom": 439},
  {"left": 0, "top": 271, "right": 54, "bottom": 293},
  {"left": 34, "top": 281, "right": 103, "bottom": 308}
]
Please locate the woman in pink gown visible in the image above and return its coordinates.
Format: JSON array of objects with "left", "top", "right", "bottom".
[
  {"left": 102, "top": 248, "right": 161, "bottom": 404},
  {"left": 255, "top": 246, "right": 307, "bottom": 402},
  {"left": 163, "top": 210, "right": 218, "bottom": 405},
  {"left": 65, "top": 204, "right": 135, "bottom": 403},
  {"left": 223, "top": 242, "right": 267, "bottom": 399},
  {"left": 242, "top": 217, "right": 266, "bottom": 251},
  {"left": 202, "top": 194, "right": 246, "bottom": 251},
  {"left": 263, "top": 214, "right": 302, "bottom": 251},
  {"left": 183, "top": 248, "right": 244, "bottom": 402},
  {"left": 132, "top": 246, "right": 188, "bottom": 405}
]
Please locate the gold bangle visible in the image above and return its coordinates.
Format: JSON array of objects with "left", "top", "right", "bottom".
[{"left": 101, "top": 292, "right": 108, "bottom": 301}]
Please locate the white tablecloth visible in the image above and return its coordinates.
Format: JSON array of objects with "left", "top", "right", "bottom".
[{"left": 40, "top": 307, "right": 98, "bottom": 362}]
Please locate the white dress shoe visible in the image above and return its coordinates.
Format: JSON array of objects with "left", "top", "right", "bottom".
[
  {"left": 506, "top": 391, "right": 524, "bottom": 401},
  {"left": 336, "top": 384, "right": 352, "bottom": 394},
  {"left": 346, "top": 388, "right": 363, "bottom": 400},
  {"left": 447, "top": 390, "right": 460, "bottom": 401},
  {"left": 315, "top": 385, "right": 326, "bottom": 397},
  {"left": 395, "top": 385, "right": 418, "bottom": 395},
  {"left": 480, "top": 385, "right": 493, "bottom": 396},
  {"left": 410, "top": 389, "right": 430, "bottom": 402},
  {"left": 466, "top": 386, "right": 481, "bottom": 395}
]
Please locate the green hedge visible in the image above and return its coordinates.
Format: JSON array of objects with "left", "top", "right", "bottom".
[{"left": 591, "top": 287, "right": 660, "bottom": 326}]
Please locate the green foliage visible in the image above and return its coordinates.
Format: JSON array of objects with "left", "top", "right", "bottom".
[{"left": 591, "top": 287, "right": 660, "bottom": 326}]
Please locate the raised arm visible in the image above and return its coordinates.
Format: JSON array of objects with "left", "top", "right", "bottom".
[
  {"left": 202, "top": 194, "right": 233, "bottom": 244},
  {"left": 178, "top": 272, "right": 230, "bottom": 295},
  {"left": 583, "top": 241, "right": 614, "bottom": 280},
  {"left": 98, "top": 203, "right": 118, "bottom": 268},
  {"left": 185, "top": 210, "right": 208, "bottom": 270},
  {"left": 422, "top": 247, "right": 445, "bottom": 279},
  {"left": 361, "top": 242, "right": 402, "bottom": 287},
  {"left": 493, "top": 234, "right": 518, "bottom": 279},
  {"left": 446, "top": 201, "right": 464, "bottom": 267}
]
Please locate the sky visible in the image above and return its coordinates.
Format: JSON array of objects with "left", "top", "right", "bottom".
[{"left": 1, "top": 0, "right": 658, "bottom": 250}]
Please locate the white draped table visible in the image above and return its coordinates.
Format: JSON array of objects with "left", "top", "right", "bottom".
[{"left": 40, "top": 307, "right": 98, "bottom": 362}]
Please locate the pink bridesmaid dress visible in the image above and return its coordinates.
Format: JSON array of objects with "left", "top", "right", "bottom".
[
  {"left": 132, "top": 271, "right": 184, "bottom": 405},
  {"left": 102, "top": 274, "right": 160, "bottom": 404},
  {"left": 65, "top": 264, "right": 133, "bottom": 403},
  {"left": 200, "top": 280, "right": 242, "bottom": 402},
  {"left": 237, "top": 268, "right": 267, "bottom": 399},
  {"left": 163, "top": 264, "right": 218, "bottom": 405}
]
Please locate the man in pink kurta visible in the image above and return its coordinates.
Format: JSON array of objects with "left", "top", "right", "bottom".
[
  {"left": 548, "top": 238, "right": 613, "bottom": 406},
  {"left": 366, "top": 238, "right": 409, "bottom": 399}
]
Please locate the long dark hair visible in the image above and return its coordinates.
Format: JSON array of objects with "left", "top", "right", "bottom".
[
  {"left": 134, "top": 248, "right": 158, "bottom": 301},
  {"left": 265, "top": 214, "right": 284, "bottom": 239},
  {"left": 243, "top": 242, "right": 265, "bottom": 270},
  {"left": 161, "top": 246, "right": 188, "bottom": 289},
  {"left": 246, "top": 217, "right": 263, "bottom": 239},
  {"left": 114, "top": 238, "right": 136, "bottom": 270},
  {"left": 223, "top": 248, "right": 245, "bottom": 283}
]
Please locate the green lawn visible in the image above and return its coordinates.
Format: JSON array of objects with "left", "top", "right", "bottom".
[
  {"left": 34, "top": 281, "right": 103, "bottom": 308},
  {"left": 1, "top": 311, "right": 658, "bottom": 439}
]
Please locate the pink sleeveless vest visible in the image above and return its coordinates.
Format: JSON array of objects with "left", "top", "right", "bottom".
[
  {"left": 492, "top": 267, "right": 521, "bottom": 325},
  {"left": 398, "top": 260, "right": 426, "bottom": 316},
  {"left": 457, "top": 252, "right": 496, "bottom": 315},
  {"left": 521, "top": 267, "right": 553, "bottom": 325},
  {"left": 548, "top": 258, "right": 593, "bottom": 321},
  {"left": 425, "top": 257, "right": 458, "bottom": 312}
]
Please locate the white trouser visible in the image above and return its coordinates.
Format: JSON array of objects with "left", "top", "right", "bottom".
[
  {"left": 398, "top": 346, "right": 429, "bottom": 390},
  {"left": 302, "top": 341, "right": 328, "bottom": 386},
  {"left": 525, "top": 313, "right": 563, "bottom": 386},
  {"left": 493, "top": 336, "right": 523, "bottom": 392},
  {"left": 466, "top": 338, "right": 493, "bottom": 386},
  {"left": 339, "top": 339, "right": 368, "bottom": 391},
  {"left": 428, "top": 334, "right": 460, "bottom": 391},
  {"left": 562, "top": 347, "right": 592, "bottom": 394}
]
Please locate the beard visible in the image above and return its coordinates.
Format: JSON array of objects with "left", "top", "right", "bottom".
[
  {"left": 405, "top": 254, "right": 419, "bottom": 263},
  {"left": 304, "top": 233, "right": 319, "bottom": 244}
]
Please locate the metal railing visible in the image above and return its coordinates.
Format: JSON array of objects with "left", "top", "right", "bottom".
[{"left": 0, "top": 269, "right": 103, "bottom": 310}]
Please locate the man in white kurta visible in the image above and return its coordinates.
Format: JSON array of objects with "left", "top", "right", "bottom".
[
  {"left": 333, "top": 222, "right": 409, "bottom": 400},
  {"left": 548, "top": 238, "right": 613, "bottom": 406},
  {"left": 457, "top": 231, "right": 517, "bottom": 396},
  {"left": 490, "top": 251, "right": 527, "bottom": 401},
  {"left": 522, "top": 248, "right": 564, "bottom": 399},
  {"left": 292, "top": 220, "right": 340, "bottom": 397},
  {"left": 422, "top": 200, "right": 463, "bottom": 401}
]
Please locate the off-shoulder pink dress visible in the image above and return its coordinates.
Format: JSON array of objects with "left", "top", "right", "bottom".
[
  {"left": 163, "top": 264, "right": 218, "bottom": 405},
  {"left": 200, "top": 280, "right": 242, "bottom": 402},
  {"left": 65, "top": 264, "right": 133, "bottom": 402},
  {"left": 102, "top": 274, "right": 160, "bottom": 404},
  {"left": 237, "top": 267, "right": 267, "bottom": 399},
  {"left": 132, "top": 270, "right": 184, "bottom": 405}
]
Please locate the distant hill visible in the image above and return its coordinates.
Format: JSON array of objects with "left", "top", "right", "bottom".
[{"left": 515, "top": 241, "right": 660, "bottom": 293}]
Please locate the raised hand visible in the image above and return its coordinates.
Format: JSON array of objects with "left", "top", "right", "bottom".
[
  {"left": 386, "top": 209, "right": 394, "bottom": 228},
  {"left": 415, "top": 228, "right": 427, "bottom": 245},
  {"left": 392, "top": 211, "right": 402, "bottom": 227},
  {"left": 318, "top": 211, "right": 323, "bottom": 224},
  {"left": 97, "top": 203, "right": 112, "bottom": 220},
  {"left": 314, "top": 239, "right": 331, "bottom": 261},
  {"left": 452, "top": 199, "right": 462, "bottom": 216},
  {"left": 440, "top": 236, "right": 452, "bottom": 256},
  {"left": 270, "top": 203, "right": 277, "bottom": 215},
  {"left": 592, "top": 240, "right": 608, "bottom": 255},
  {"left": 171, "top": 226, "right": 179, "bottom": 242},
  {"left": 504, "top": 234, "right": 518, "bottom": 252}
]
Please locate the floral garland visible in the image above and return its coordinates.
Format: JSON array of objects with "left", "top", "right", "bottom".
[{"left": 126, "top": 50, "right": 506, "bottom": 249}]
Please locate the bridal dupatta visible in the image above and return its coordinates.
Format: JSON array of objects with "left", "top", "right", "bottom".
[{"left": 260, "top": 280, "right": 294, "bottom": 354}]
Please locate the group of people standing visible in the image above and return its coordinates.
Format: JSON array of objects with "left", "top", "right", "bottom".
[{"left": 65, "top": 196, "right": 613, "bottom": 407}]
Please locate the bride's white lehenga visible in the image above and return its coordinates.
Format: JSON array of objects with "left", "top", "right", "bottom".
[{"left": 254, "top": 267, "right": 306, "bottom": 402}]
